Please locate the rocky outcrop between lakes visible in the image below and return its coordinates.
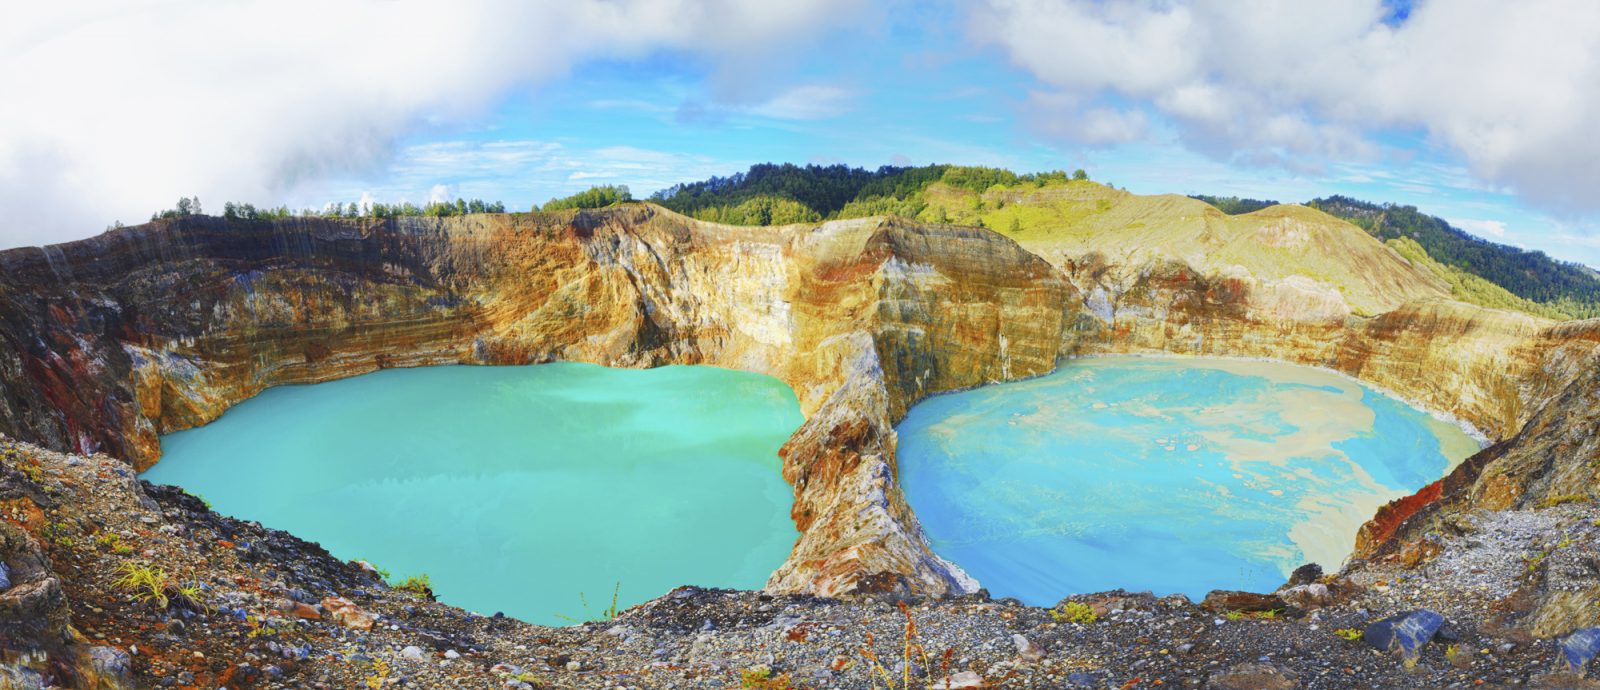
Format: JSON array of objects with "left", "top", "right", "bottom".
[
  {"left": 3, "top": 437, "right": 1600, "bottom": 688},
  {"left": 0, "top": 203, "right": 1598, "bottom": 687}
]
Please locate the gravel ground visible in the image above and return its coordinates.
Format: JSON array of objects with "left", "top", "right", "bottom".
[{"left": 2, "top": 436, "right": 1597, "bottom": 689}]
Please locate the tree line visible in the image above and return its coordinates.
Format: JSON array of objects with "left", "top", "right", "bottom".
[
  {"left": 650, "top": 163, "right": 1091, "bottom": 224},
  {"left": 1307, "top": 195, "right": 1600, "bottom": 314}
]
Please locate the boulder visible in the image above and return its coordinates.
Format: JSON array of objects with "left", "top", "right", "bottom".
[
  {"left": 1286, "top": 563, "right": 1322, "bottom": 587},
  {"left": 1201, "top": 590, "right": 1291, "bottom": 615},
  {"left": 1363, "top": 609, "right": 1445, "bottom": 664},
  {"left": 87, "top": 645, "right": 131, "bottom": 680},
  {"left": 1011, "top": 634, "right": 1044, "bottom": 663},
  {"left": 1277, "top": 583, "right": 1333, "bottom": 609},
  {"left": 320, "top": 596, "right": 375, "bottom": 631},
  {"left": 1562, "top": 627, "right": 1600, "bottom": 674}
]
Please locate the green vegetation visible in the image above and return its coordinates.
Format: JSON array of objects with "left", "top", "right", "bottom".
[
  {"left": 94, "top": 532, "right": 133, "bottom": 555},
  {"left": 1309, "top": 196, "right": 1600, "bottom": 318},
  {"left": 390, "top": 573, "right": 434, "bottom": 599},
  {"left": 1188, "top": 194, "right": 1279, "bottom": 215},
  {"left": 185, "top": 490, "right": 212, "bottom": 510},
  {"left": 739, "top": 667, "right": 797, "bottom": 690},
  {"left": 1538, "top": 494, "right": 1591, "bottom": 509},
  {"left": 651, "top": 163, "right": 1079, "bottom": 225},
  {"left": 112, "top": 562, "right": 171, "bottom": 608},
  {"left": 652, "top": 163, "right": 1600, "bottom": 320},
  {"left": 152, "top": 196, "right": 204, "bottom": 220},
  {"left": 1050, "top": 601, "right": 1099, "bottom": 624},
  {"left": 539, "top": 184, "right": 632, "bottom": 212},
  {"left": 152, "top": 196, "right": 509, "bottom": 222},
  {"left": 353, "top": 558, "right": 391, "bottom": 580},
  {"left": 555, "top": 581, "right": 622, "bottom": 623},
  {"left": 1386, "top": 236, "right": 1572, "bottom": 318},
  {"left": 1334, "top": 628, "right": 1364, "bottom": 641}
]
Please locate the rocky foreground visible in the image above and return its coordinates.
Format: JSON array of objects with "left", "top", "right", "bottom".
[{"left": 4, "top": 437, "right": 1600, "bottom": 690}]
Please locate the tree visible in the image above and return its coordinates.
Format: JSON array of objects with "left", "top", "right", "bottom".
[
  {"left": 542, "top": 185, "right": 634, "bottom": 212},
  {"left": 1071, "top": 169, "right": 1089, "bottom": 181}
]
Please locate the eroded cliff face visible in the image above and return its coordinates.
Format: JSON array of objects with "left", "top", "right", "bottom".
[
  {"left": 0, "top": 206, "right": 1070, "bottom": 597},
  {"left": 0, "top": 203, "right": 1593, "bottom": 603}
]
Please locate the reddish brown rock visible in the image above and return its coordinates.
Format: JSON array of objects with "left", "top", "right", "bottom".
[{"left": 320, "top": 597, "right": 374, "bottom": 630}]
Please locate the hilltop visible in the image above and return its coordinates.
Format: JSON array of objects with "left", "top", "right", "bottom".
[{"left": 651, "top": 163, "right": 1600, "bottom": 320}]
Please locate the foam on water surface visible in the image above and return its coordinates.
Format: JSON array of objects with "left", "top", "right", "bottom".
[{"left": 897, "top": 356, "right": 1480, "bottom": 604}]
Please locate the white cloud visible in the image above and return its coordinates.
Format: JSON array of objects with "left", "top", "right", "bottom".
[
  {"left": 427, "top": 184, "right": 458, "bottom": 204},
  {"left": 970, "top": 0, "right": 1600, "bottom": 214},
  {"left": 749, "top": 84, "right": 855, "bottom": 120},
  {"left": 304, "top": 139, "right": 738, "bottom": 210},
  {"left": 1450, "top": 218, "right": 1509, "bottom": 239},
  {"left": 1023, "top": 91, "right": 1148, "bottom": 145},
  {"left": 0, "top": 0, "right": 859, "bottom": 248}
]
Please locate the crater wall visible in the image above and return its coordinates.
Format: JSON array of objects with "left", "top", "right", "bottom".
[{"left": 0, "top": 205, "right": 1593, "bottom": 598}]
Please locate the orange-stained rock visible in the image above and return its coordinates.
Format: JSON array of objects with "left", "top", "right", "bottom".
[
  {"left": 0, "top": 203, "right": 1595, "bottom": 597},
  {"left": 320, "top": 597, "right": 374, "bottom": 630}
]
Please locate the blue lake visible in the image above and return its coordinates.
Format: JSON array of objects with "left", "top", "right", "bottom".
[
  {"left": 142, "top": 363, "right": 803, "bottom": 625},
  {"left": 897, "top": 356, "right": 1481, "bottom": 605}
]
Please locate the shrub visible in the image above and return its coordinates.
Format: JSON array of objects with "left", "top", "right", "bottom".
[
  {"left": 739, "top": 667, "right": 795, "bottom": 689},
  {"left": 112, "top": 562, "right": 170, "bottom": 608},
  {"left": 1051, "top": 601, "right": 1099, "bottom": 624},
  {"left": 1334, "top": 628, "right": 1363, "bottom": 641},
  {"left": 391, "top": 573, "right": 434, "bottom": 599}
]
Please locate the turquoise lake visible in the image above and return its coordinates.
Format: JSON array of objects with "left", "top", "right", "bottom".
[
  {"left": 143, "top": 362, "right": 803, "bottom": 626},
  {"left": 897, "top": 356, "right": 1481, "bottom": 605}
]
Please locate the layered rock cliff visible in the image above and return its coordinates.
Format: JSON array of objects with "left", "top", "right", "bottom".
[
  {"left": 0, "top": 206, "right": 1069, "bottom": 599},
  {"left": 0, "top": 201, "right": 1594, "bottom": 608}
]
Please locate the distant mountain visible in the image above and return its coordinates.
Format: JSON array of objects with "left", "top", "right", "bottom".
[{"left": 650, "top": 164, "right": 1600, "bottom": 320}]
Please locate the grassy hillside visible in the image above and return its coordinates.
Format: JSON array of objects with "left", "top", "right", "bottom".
[
  {"left": 1306, "top": 196, "right": 1600, "bottom": 319},
  {"left": 650, "top": 164, "right": 1599, "bottom": 320},
  {"left": 908, "top": 181, "right": 1450, "bottom": 316}
]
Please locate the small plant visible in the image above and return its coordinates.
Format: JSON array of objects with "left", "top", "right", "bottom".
[
  {"left": 352, "top": 558, "right": 391, "bottom": 581},
  {"left": 740, "top": 667, "right": 795, "bottom": 689},
  {"left": 182, "top": 489, "right": 213, "bottom": 509},
  {"left": 1526, "top": 550, "right": 1550, "bottom": 573},
  {"left": 555, "top": 581, "right": 622, "bottom": 623},
  {"left": 363, "top": 658, "right": 390, "bottom": 690},
  {"left": 1334, "top": 628, "right": 1364, "bottom": 641},
  {"left": 172, "top": 582, "right": 210, "bottom": 614},
  {"left": 1256, "top": 609, "right": 1280, "bottom": 620},
  {"left": 112, "top": 562, "right": 170, "bottom": 608},
  {"left": 1051, "top": 601, "right": 1099, "bottom": 624},
  {"left": 1223, "top": 610, "right": 1245, "bottom": 621},
  {"left": 1445, "top": 644, "right": 1461, "bottom": 660},
  {"left": 1539, "top": 494, "right": 1590, "bottom": 509},
  {"left": 856, "top": 601, "right": 1006, "bottom": 690},
  {"left": 95, "top": 532, "right": 134, "bottom": 554},
  {"left": 245, "top": 615, "right": 302, "bottom": 640},
  {"left": 1558, "top": 531, "right": 1574, "bottom": 550},
  {"left": 390, "top": 573, "right": 434, "bottom": 599}
]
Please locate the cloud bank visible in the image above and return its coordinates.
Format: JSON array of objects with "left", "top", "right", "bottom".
[
  {"left": 971, "top": 0, "right": 1600, "bottom": 214},
  {"left": 0, "top": 0, "right": 856, "bottom": 248}
]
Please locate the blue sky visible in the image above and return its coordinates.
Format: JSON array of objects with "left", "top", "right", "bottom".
[{"left": 8, "top": 1, "right": 1600, "bottom": 267}]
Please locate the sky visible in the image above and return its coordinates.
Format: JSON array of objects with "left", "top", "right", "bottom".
[{"left": 5, "top": 1, "right": 1600, "bottom": 267}]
